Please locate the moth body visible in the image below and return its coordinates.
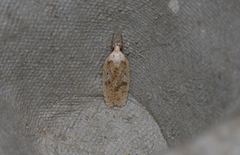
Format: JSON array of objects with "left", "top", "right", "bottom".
[{"left": 102, "top": 35, "right": 130, "bottom": 107}]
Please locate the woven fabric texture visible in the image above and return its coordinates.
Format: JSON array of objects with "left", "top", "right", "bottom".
[{"left": 0, "top": 0, "right": 239, "bottom": 154}]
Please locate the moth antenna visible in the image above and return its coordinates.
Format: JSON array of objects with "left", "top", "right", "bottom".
[
  {"left": 120, "top": 34, "right": 123, "bottom": 52},
  {"left": 111, "top": 34, "right": 115, "bottom": 52}
]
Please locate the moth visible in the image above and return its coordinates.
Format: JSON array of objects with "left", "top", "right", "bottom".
[{"left": 102, "top": 34, "right": 130, "bottom": 107}]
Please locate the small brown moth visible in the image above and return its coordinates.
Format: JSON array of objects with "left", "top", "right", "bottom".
[{"left": 102, "top": 34, "right": 130, "bottom": 107}]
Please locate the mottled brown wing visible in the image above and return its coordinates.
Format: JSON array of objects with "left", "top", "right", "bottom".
[{"left": 102, "top": 57, "right": 130, "bottom": 107}]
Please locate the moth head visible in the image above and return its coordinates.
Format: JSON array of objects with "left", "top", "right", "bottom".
[
  {"left": 111, "top": 34, "right": 123, "bottom": 52},
  {"left": 114, "top": 43, "right": 121, "bottom": 51}
]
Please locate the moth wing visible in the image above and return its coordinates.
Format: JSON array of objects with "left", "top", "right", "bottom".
[
  {"left": 115, "top": 58, "right": 130, "bottom": 107},
  {"left": 102, "top": 57, "right": 114, "bottom": 107},
  {"left": 102, "top": 56, "right": 130, "bottom": 107}
]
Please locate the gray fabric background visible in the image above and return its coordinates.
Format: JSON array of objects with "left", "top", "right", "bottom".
[
  {"left": 0, "top": 0, "right": 239, "bottom": 154},
  {"left": 162, "top": 111, "right": 240, "bottom": 155}
]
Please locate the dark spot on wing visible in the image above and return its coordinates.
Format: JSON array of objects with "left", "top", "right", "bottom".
[{"left": 122, "top": 82, "right": 128, "bottom": 86}]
